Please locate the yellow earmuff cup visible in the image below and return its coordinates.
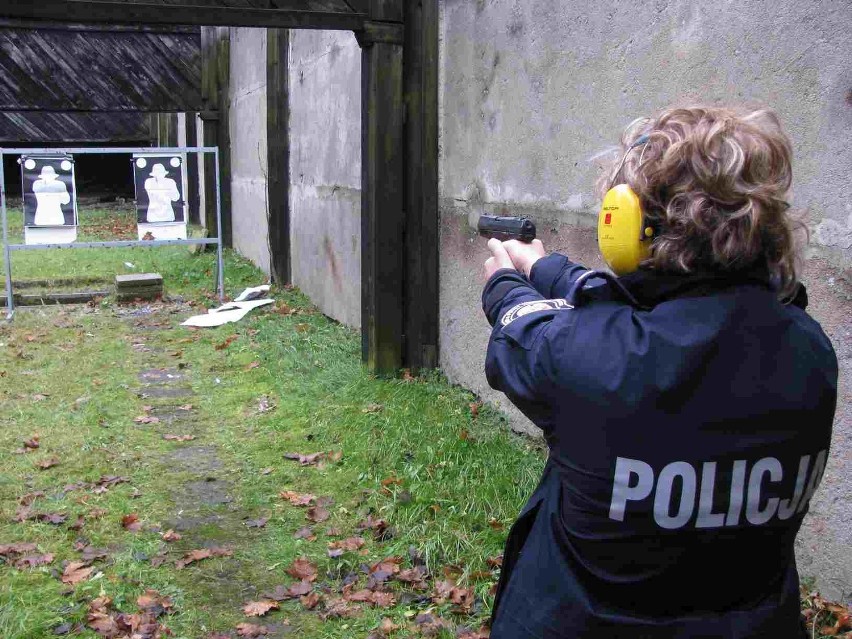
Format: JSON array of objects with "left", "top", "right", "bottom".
[{"left": 598, "top": 184, "right": 651, "bottom": 276}]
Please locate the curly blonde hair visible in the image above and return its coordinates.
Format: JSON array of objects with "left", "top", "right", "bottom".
[{"left": 598, "top": 106, "right": 803, "bottom": 299}]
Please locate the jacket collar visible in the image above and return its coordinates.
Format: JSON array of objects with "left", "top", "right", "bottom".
[{"left": 612, "top": 266, "right": 789, "bottom": 308}]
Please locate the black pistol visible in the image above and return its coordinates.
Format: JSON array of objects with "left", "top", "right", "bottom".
[{"left": 477, "top": 215, "right": 537, "bottom": 243}]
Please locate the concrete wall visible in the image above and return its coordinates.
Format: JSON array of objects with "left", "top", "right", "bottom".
[
  {"left": 289, "top": 30, "right": 362, "bottom": 328},
  {"left": 438, "top": 0, "right": 852, "bottom": 600},
  {"left": 229, "top": 27, "right": 271, "bottom": 275}
]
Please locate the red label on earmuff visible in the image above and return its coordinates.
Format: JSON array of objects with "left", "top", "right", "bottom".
[{"left": 604, "top": 213, "right": 612, "bottom": 225}]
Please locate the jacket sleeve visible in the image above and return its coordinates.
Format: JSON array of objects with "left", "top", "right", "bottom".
[
  {"left": 528, "top": 253, "right": 591, "bottom": 299},
  {"left": 482, "top": 269, "right": 568, "bottom": 432}
]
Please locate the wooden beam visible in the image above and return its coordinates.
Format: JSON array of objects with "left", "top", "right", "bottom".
[
  {"left": 200, "top": 26, "right": 231, "bottom": 246},
  {"left": 360, "top": 34, "right": 405, "bottom": 375},
  {"left": 185, "top": 113, "right": 201, "bottom": 225},
  {"left": 0, "top": 1, "right": 372, "bottom": 30},
  {"left": 402, "top": 0, "right": 439, "bottom": 371},
  {"left": 266, "top": 27, "right": 291, "bottom": 285},
  {"left": 0, "top": 18, "right": 199, "bottom": 34}
]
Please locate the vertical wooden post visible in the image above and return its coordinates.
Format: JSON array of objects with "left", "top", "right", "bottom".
[
  {"left": 158, "top": 113, "right": 179, "bottom": 146},
  {"left": 403, "top": 0, "right": 439, "bottom": 371},
  {"left": 147, "top": 114, "right": 158, "bottom": 146},
  {"left": 200, "top": 26, "right": 232, "bottom": 247},
  {"left": 201, "top": 26, "right": 218, "bottom": 234},
  {"left": 357, "top": 17, "right": 405, "bottom": 375},
  {"left": 216, "top": 26, "right": 232, "bottom": 248},
  {"left": 185, "top": 112, "right": 201, "bottom": 225},
  {"left": 266, "top": 27, "right": 291, "bottom": 285}
]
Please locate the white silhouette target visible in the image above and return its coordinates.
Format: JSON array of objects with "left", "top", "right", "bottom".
[
  {"left": 133, "top": 153, "right": 187, "bottom": 241},
  {"left": 21, "top": 154, "right": 78, "bottom": 245}
]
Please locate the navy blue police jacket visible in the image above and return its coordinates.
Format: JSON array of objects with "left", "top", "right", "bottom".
[{"left": 482, "top": 253, "right": 838, "bottom": 639}]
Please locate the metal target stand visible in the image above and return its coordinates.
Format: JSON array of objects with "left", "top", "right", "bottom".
[{"left": 1, "top": 146, "right": 225, "bottom": 321}]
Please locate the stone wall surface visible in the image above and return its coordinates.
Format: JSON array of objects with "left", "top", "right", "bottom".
[
  {"left": 229, "top": 27, "right": 270, "bottom": 275},
  {"left": 289, "top": 30, "right": 362, "bottom": 328},
  {"left": 438, "top": 0, "right": 851, "bottom": 600}
]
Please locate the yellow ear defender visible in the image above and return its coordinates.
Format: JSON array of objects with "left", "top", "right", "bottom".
[{"left": 598, "top": 134, "right": 656, "bottom": 276}]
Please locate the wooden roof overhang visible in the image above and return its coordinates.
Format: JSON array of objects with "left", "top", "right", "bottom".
[{"left": 0, "top": 1, "right": 394, "bottom": 33}]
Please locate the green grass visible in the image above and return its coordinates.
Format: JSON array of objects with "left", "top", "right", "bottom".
[{"left": 0, "top": 221, "right": 545, "bottom": 638}]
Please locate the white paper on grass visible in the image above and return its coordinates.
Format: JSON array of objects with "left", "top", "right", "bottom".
[
  {"left": 181, "top": 299, "right": 274, "bottom": 327},
  {"left": 233, "top": 285, "right": 270, "bottom": 302}
]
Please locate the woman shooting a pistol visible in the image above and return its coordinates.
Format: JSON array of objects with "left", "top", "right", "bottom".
[{"left": 482, "top": 106, "right": 838, "bottom": 638}]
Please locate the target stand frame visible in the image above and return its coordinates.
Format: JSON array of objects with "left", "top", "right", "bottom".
[{"left": 1, "top": 146, "right": 225, "bottom": 320}]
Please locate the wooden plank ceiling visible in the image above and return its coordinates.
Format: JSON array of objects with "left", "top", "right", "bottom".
[
  {"left": 0, "top": 25, "right": 202, "bottom": 112},
  {"left": 0, "top": 112, "right": 149, "bottom": 144}
]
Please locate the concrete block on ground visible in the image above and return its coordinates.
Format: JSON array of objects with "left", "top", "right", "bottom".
[{"left": 115, "top": 273, "right": 164, "bottom": 301}]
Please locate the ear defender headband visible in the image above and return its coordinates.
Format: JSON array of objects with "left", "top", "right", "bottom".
[{"left": 598, "top": 133, "right": 656, "bottom": 276}]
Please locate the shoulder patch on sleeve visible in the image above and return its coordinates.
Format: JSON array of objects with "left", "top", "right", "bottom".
[{"left": 501, "top": 299, "right": 573, "bottom": 326}]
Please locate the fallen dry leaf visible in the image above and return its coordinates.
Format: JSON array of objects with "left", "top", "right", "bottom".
[
  {"left": 262, "top": 579, "right": 313, "bottom": 602},
  {"left": 300, "top": 592, "right": 322, "bottom": 610},
  {"left": 61, "top": 561, "right": 94, "bottom": 584},
  {"left": 77, "top": 545, "right": 110, "bottom": 562},
  {"left": 177, "top": 404, "right": 194, "bottom": 411},
  {"left": 13, "top": 553, "right": 55, "bottom": 569},
  {"left": 293, "top": 526, "right": 316, "bottom": 541},
  {"left": 344, "top": 588, "right": 396, "bottom": 608},
  {"left": 68, "top": 515, "right": 85, "bottom": 531},
  {"left": 283, "top": 452, "right": 325, "bottom": 466},
  {"left": 163, "top": 434, "right": 196, "bottom": 442},
  {"left": 413, "top": 612, "right": 451, "bottom": 634},
  {"left": 18, "top": 491, "right": 44, "bottom": 506},
  {"left": 22, "top": 436, "right": 40, "bottom": 450},
  {"left": 327, "top": 536, "right": 365, "bottom": 557},
  {"left": 245, "top": 361, "right": 261, "bottom": 371},
  {"left": 362, "top": 403, "right": 384, "bottom": 414},
  {"left": 175, "top": 546, "right": 233, "bottom": 569},
  {"left": 243, "top": 600, "right": 279, "bottom": 617},
  {"left": 244, "top": 517, "right": 269, "bottom": 529},
  {"left": 235, "top": 622, "right": 269, "bottom": 637},
  {"left": 320, "top": 597, "right": 361, "bottom": 620},
  {"left": 357, "top": 515, "right": 390, "bottom": 541},
  {"left": 396, "top": 565, "right": 429, "bottom": 589},
  {"left": 256, "top": 396, "right": 275, "bottom": 414},
  {"left": 161, "top": 529, "right": 182, "bottom": 542},
  {"left": 286, "top": 557, "right": 318, "bottom": 582},
  {"left": 306, "top": 506, "right": 330, "bottom": 523},
  {"left": 215, "top": 335, "right": 238, "bottom": 351},
  {"left": 36, "top": 457, "right": 60, "bottom": 470},
  {"left": 133, "top": 415, "right": 160, "bottom": 424},
  {"left": 279, "top": 491, "right": 316, "bottom": 506},
  {"left": 121, "top": 513, "right": 143, "bottom": 532},
  {"left": 137, "top": 589, "right": 173, "bottom": 614},
  {"left": 0, "top": 542, "right": 38, "bottom": 556},
  {"left": 37, "top": 512, "right": 67, "bottom": 525}
]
